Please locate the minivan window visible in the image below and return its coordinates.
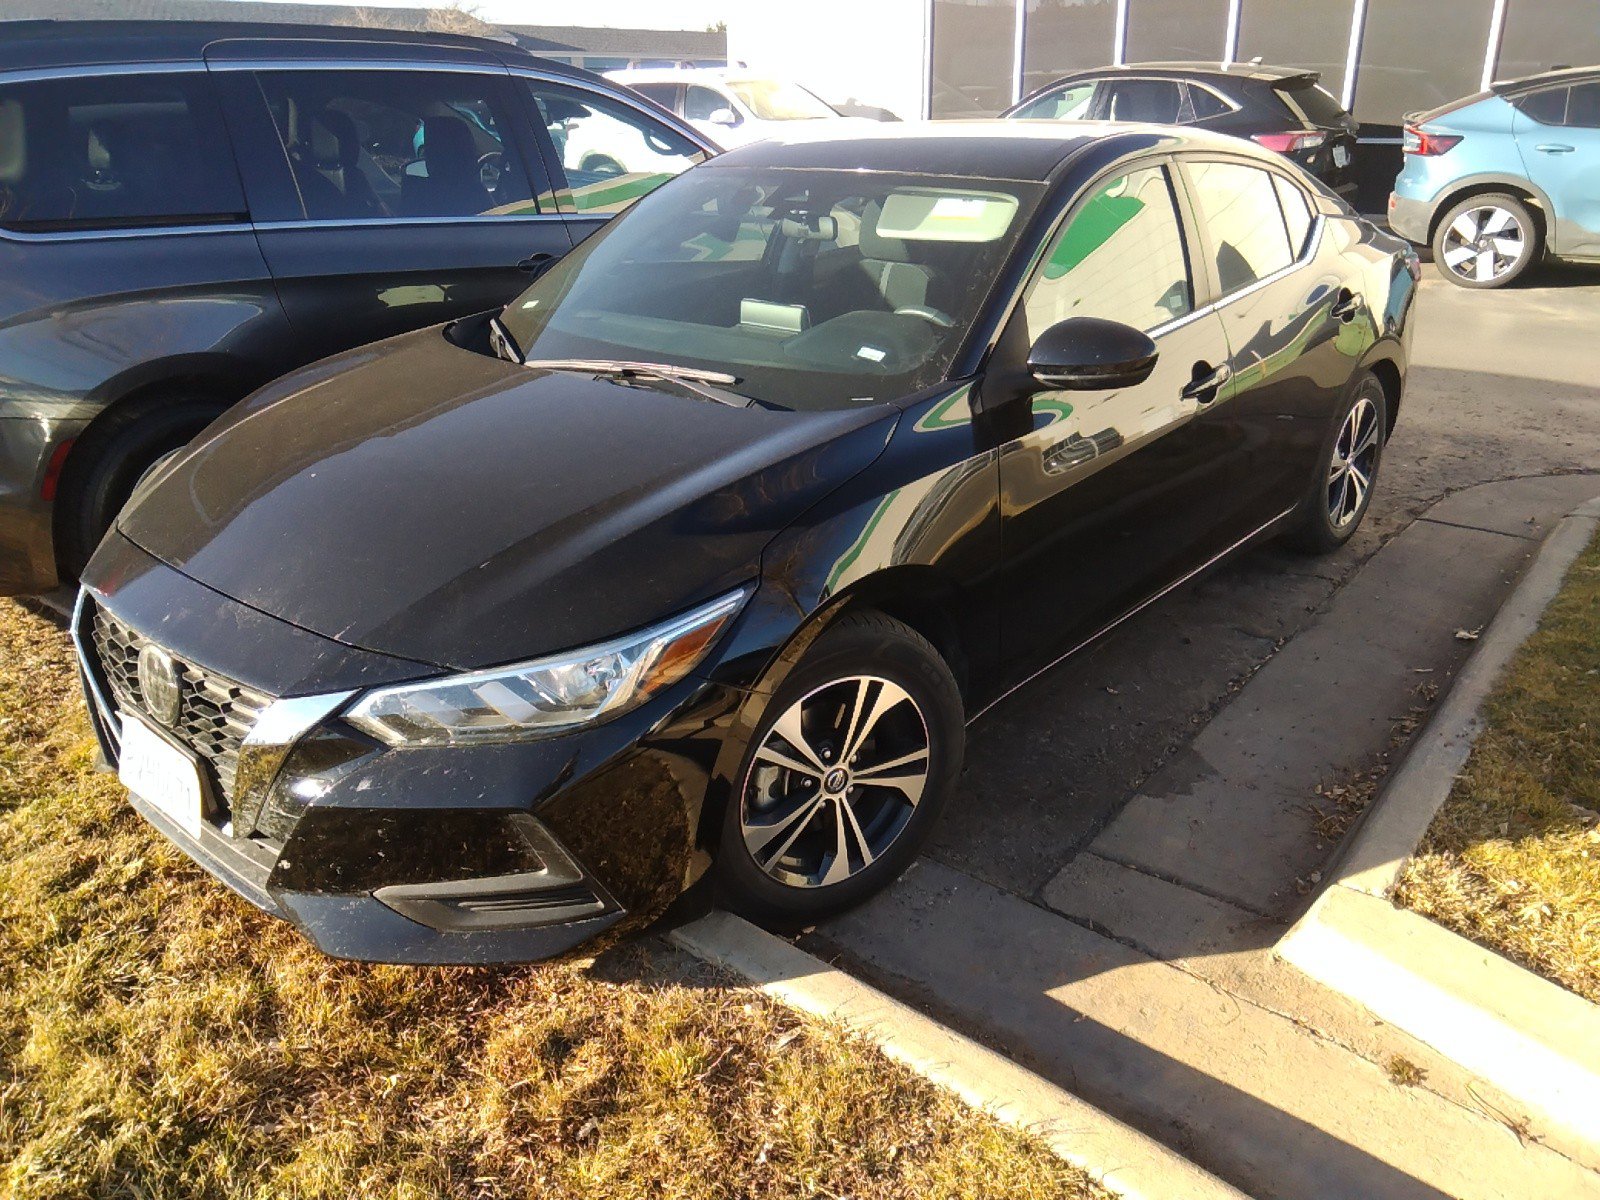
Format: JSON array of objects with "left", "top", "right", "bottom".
[
  {"left": 1023, "top": 166, "right": 1193, "bottom": 338},
  {"left": 1185, "top": 160, "right": 1295, "bottom": 293},
  {"left": 499, "top": 166, "right": 1040, "bottom": 411},
  {"left": 526, "top": 80, "right": 706, "bottom": 216},
  {"left": 253, "top": 71, "right": 537, "bottom": 221},
  {"left": 0, "top": 72, "right": 245, "bottom": 232}
]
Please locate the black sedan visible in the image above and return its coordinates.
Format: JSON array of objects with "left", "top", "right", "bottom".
[{"left": 75, "top": 123, "right": 1418, "bottom": 964}]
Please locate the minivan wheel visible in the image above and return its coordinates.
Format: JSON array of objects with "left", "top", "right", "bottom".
[
  {"left": 56, "top": 394, "right": 230, "bottom": 580},
  {"left": 716, "top": 610, "right": 963, "bottom": 927},
  {"left": 1284, "top": 372, "right": 1387, "bottom": 555},
  {"left": 1432, "top": 193, "right": 1540, "bottom": 288}
]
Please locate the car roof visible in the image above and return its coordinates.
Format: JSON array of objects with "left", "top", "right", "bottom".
[
  {"left": 1058, "top": 61, "right": 1318, "bottom": 84},
  {"left": 705, "top": 119, "right": 1270, "bottom": 182},
  {"left": 1492, "top": 65, "right": 1600, "bottom": 95},
  {"left": 0, "top": 18, "right": 587, "bottom": 77}
]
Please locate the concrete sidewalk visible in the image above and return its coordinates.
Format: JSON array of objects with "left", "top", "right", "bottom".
[{"left": 810, "top": 474, "right": 1600, "bottom": 1200}]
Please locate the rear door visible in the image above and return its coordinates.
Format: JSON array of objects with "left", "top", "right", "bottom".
[
  {"left": 1094, "top": 77, "right": 1186, "bottom": 124},
  {"left": 995, "top": 160, "right": 1237, "bottom": 675},
  {"left": 1175, "top": 155, "right": 1364, "bottom": 532},
  {"left": 1512, "top": 79, "right": 1600, "bottom": 256},
  {"left": 213, "top": 55, "right": 572, "bottom": 360}
]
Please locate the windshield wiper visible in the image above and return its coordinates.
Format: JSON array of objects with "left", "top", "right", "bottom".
[{"left": 522, "top": 358, "right": 752, "bottom": 407}]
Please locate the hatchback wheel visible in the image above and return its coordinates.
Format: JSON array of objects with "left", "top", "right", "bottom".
[
  {"left": 1431, "top": 193, "right": 1540, "bottom": 288},
  {"left": 1285, "top": 372, "right": 1387, "bottom": 555},
  {"left": 716, "top": 611, "right": 963, "bottom": 925}
]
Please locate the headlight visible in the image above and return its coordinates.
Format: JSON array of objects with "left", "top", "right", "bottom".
[{"left": 345, "top": 587, "right": 750, "bottom": 746}]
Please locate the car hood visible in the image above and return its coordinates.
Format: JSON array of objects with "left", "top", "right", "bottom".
[{"left": 119, "top": 327, "right": 897, "bottom": 670}]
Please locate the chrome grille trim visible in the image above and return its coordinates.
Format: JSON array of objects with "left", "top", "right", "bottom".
[{"left": 88, "top": 603, "right": 276, "bottom": 817}]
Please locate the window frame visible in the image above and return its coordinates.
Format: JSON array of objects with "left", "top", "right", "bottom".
[{"left": 0, "top": 64, "right": 252, "bottom": 239}]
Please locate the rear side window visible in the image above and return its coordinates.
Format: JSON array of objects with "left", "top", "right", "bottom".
[
  {"left": 253, "top": 70, "right": 537, "bottom": 222},
  {"left": 1513, "top": 86, "right": 1570, "bottom": 126},
  {"left": 1023, "top": 165, "right": 1194, "bottom": 337},
  {"left": 0, "top": 72, "right": 245, "bottom": 232},
  {"left": 1568, "top": 82, "right": 1600, "bottom": 128},
  {"left": 1185, "top": 160, "right": 1295, "bottom": 293},
  {"left": 1100, "top": 79, "right": 1184, "bottom": 124},
  {"left": 1274, "top": 81, "right": 1349, "bottom": 127}
]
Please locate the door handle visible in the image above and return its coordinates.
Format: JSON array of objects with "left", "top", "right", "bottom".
[
  {"left": 1535, "top": 143, "right": 1575, "bottom": 154},
  {"left": 1331, "top": 288, "right": 1363, "bottom": 322},
  {"left": 516, "top": 251, "right": 556, "bottom": 273},
  {"left": 1181, "top": 361, "right": 1231, "bottom": 404}
]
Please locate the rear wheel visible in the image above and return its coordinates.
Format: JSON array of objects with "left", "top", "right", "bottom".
[
  {"left": 1284, "top": 372, "right": 1387, "bottom": 555},
  {"left": 1431, "top": 193, "right": 1540, "bottom": 288},
  {"left": 56, "top": 393, "right": 230, "bottom": 579},
  {"left": 715, "top": 611, "right": 963, "bottom": 927}
]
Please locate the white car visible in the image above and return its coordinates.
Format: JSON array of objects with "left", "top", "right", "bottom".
[{"left": 607, "top": 67, "right": 875, "bottom": 148}]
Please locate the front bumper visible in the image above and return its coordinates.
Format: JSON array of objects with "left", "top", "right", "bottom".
[
  {"left": 1387, "top": 192, "right": 1432, "bottom": 246},
  {"left": 76, "top": 533, "right": 746, "bottom": 964}
]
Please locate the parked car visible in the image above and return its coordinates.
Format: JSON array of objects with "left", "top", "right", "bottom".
[
  {"left": 0, "top": 19, "right": 715, "bottom": 596},
  {"left": 608, "top": 67, "right": 874, "bottom": 148},
  {"left": 1005, "top": 62, "right": 1359, "bottom": 200},
  {"left": 1390, "top": 67, "right": 1600, "bottom": 288},
  {"left": 76, "top": 122, "right": 1416, "bottom": 964}
]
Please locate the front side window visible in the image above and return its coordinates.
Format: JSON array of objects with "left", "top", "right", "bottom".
[
  {"left": 724, "top": 79, "right": 838, "bottom": 122},
  {"left": 527, "top": 81, "right": 706, "bottom": 215},
  {"left": 1023, "top": 166, "right": 1193, "bottom": 338},
  {"left": 498, "top": 166, "right": 1040, "bottom": 410},
  {"left": 0, "top": 72, "right": 244, "bottom": 232},
  {"left": 685, "top": 84, "right": 736, "bottom": 123},
  {"left": 254, "top": 70, "right": 536, "bottom": 221},
  {"left": 1100, "top": 79, "right": 1185, "bottom": 124},
  {"left": 1185, "top": 160, "right": 1295, "bottom": 294},
  {"left": 1011, "top": 81, "right": 1097, "bottom": 121}
]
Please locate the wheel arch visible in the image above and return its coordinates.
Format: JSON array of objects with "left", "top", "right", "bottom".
[
  {"left": 1426, "top": 176, "right": 1552, "bottom": 247},
  {"left": 1361, "top": 351, "right": 1404, "bottom": 437}
]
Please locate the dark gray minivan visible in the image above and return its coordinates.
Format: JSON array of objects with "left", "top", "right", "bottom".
[{"left": 0, "top": 20, "right": 715, "bottom": 594}]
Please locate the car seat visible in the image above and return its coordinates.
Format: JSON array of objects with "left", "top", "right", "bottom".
[{"left": 401, "top": 115, "right": 491, "bottom": 217}]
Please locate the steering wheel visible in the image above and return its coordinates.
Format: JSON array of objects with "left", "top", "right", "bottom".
[
  {"left": 478, "top": 151, "right": 505, "bottom": 194},
  {"left": 895, "top": 305, "right": 956, "bottom": 329}
]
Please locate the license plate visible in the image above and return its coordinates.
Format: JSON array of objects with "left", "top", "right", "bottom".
[
  {"left": 119, "top": 712, "right": 206, "bottom": 838},
  {"left": 1333, "top": 144, "right": 1351, "bottom": 168}
]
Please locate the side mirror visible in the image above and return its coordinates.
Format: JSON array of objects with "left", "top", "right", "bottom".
[
  {"left": 1027, "top": 317, "right": 1158, "bottom": 391},
  {"left": 708, "top": 107, "right": 740, "bottom": 127}
]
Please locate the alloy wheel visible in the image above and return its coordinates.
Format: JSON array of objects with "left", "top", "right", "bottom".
[
  {"left": 1327, "top": 395, "right": 1380, "bottom": 529},
  {"left": 741, "top": 675, "right": 930, "bottom": 889},
  {"left": 1439, "top": 205, "right": 1526, "bottom": 284}
]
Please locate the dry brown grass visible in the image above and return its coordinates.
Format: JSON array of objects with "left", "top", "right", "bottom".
[
  {"left": 1396, "top": 526, "right": 1600, "bottom": 1003},
  {"left": 0, "top": 600, "right": 1098, "bottom": 1200}
]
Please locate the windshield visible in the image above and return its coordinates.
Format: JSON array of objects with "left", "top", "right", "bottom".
[
  {"left": 727, "top": 79, "right": 839, "bottom": 121},
  {"left": 499, "top": 166, "right": 1041, "bottom": 411}
]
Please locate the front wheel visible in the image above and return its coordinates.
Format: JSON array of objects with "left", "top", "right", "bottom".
[
  {"left": 1283, "top": 372, "right": 1387, "bottom": 555},
  {"left": 1432, "top": 193, "right": 1541, "bottom": 288},
  {"left": 715, "top": 611, "right": 963, "bottom": 927}
]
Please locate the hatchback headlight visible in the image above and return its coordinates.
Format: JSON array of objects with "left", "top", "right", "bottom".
[{"left": 345, "top": 588, "right": 750, "bottom": 746}]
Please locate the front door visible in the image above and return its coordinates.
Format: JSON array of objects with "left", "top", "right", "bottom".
[
  {"left": 996, "top": 162, "right": 1237, "bottom": 679},
  {"left": 216, "top": 65, "right": 573, "bottom": 361}
]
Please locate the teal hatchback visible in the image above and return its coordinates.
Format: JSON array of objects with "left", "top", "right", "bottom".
[{"left": 1389, "top": 68, "right": 1600, "bottom": 288}]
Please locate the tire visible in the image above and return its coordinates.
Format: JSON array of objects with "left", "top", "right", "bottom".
[
  {"left": 1283, "top": 371, "right": 1388, "bottom": 556},
  {"left": 1431, "top": 192, "right": 1541, "bottom": 289},
  {"left": 715, "top": 610, "right": 964, "bottom": 927},
  {"left": 56, "top": 393, "right": 230, "bottom": 579}
]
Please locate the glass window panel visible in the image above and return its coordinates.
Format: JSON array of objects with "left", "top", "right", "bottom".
[
  {"left": 1186, "top": 161, "right": 1293, "bottom": 293},
  {"left": 1024, "top": 166, "right": 1194, "bottom": 336},
  {"left": 1568, "top": 82, "right": 1600, "bottom": 129},
  {"left": 1101, "top": 77, "right": 1185, "bottom": 122},
  {"left": 1512, "top": 86, "right": 1570, "bottom": 126},
  {"left": 1353, "top": 1, "right": 1498, "bottom": 126},
  {"left": 932, "top": 0, "right": 1017, "bottom": 117},
  {"left": 1497, "top": 4, "right": 1600, "bottom": 83},
  {"left": 0, "top": 72, "right": 244, "bottom": 231},
  {"left": 1188, "top": 84, "right": 1231, "bottom": 120},
  {"left": 1273, "top": 174, "right": 1314, "bottom": 257},
  {"left": 1126, "top": 0, "right": 1231, "bottom": 63},
  {"left": 1020, "top": 0, "right": 1119, "bottom": 98},
  {"left": 1011, "top": 79, "right": 1098, "bottom": 120},
  {"left": 1236, "top": 0, "right": 1359, "bottom": 104},
  {"left": 684, "top": 85, "right": 729, "bottom": 122}
]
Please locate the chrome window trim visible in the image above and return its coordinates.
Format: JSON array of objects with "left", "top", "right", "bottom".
[
  {"left": 0, "top": 62, "right": 202, "bottom": 84},
  {"left": 251, "top": 213, "right": 566, "bottom": 232},
  {"left": 0, "top": 222, "right": 253, "bottom": 244},
  {"left": 207, "top": 57, "right": 510, "bottom": 75}
]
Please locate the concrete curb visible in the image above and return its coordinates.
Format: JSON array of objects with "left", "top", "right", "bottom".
[
  {"left": 1278, "top": 493, "right": 1600, "bottom": 1158},
  {"left": 669, "top": 911, "right": 1250, "bottom": 1200}
]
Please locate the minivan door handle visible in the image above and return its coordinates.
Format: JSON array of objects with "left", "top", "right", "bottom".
[
  {"left": 1331, "top": 288, "right": 1363, "bottom": 322},
  {"left": 1181, "top": 361, "right": 1231, "bottom": 404},
  {"left": 1536, "top": 143, "right": 1576, "bottom": 154}
]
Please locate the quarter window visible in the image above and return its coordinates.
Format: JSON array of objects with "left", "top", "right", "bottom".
[
  {"left": 253, "top": 71, "right": 537, "bottom": 222},
  {"left": 1514, "top": 87, "right": 1569, "bottom": 126},
  {"left": 0, "top": 72, "right": 245, "bottom": 232},
  {"left": 526, "top": 81, "right": 706, "bottom": 215},
  {"left": 1186, "top": 85, "right": 1231, "bottom": 121},
  {"left": 1023, "top": 165, "right": 1194, "bottom": 337},
  {"left": 1185, "top": 161, "right": 1295, "bottom": 294},
  {"left": 1272, "top": 174, "right": 1315, "bottom": 258}
]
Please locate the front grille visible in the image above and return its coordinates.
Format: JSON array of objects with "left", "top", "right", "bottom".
[{"left": 90, "top": 606, "right": 274, "bottom": 818}]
